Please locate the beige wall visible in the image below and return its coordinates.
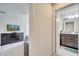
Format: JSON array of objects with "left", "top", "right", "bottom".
[
  {"left": 29, "top": 3, "right": 71, "bottom": 56},
  {"left": 29, "top": 4, "right": 53, "bottom": 56}
]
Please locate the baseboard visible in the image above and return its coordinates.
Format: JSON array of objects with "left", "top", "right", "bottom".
[{"left": 50, "top": 52, "right": 60, "bottom": 56}]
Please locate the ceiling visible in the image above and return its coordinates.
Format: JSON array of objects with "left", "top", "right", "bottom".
[
  {"left": 0, "top": 3, "right": 29, "bottom": 15},
  {"left": 57, "top": 4, "right": 78, "bottom": 19}
]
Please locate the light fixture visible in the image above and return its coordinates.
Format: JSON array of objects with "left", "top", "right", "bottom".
[{"left": 67, "top": 14, "right": 78, "bottom": 19}]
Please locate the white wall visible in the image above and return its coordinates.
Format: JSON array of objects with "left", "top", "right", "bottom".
[
  {"left": 29, "top": 4, "right": 53, "bottom": 56},
  {"left": 0, "top": 3, "right": 29, "bottom": 37},
  {"left": 0, "top": 12, "right": 28, "bottom": 33}
]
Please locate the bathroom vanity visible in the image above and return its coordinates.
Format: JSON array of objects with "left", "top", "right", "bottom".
[{"left": 60, "top": 33, "right": 78, "bottom": 50}]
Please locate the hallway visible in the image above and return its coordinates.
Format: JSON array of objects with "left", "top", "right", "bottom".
[{"left": 0, "top": 3, "right": 78, "bottom": 56}]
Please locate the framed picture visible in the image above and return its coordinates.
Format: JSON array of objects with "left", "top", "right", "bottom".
[{"left": 7, "top": 24, "right": 20, "bottom": 31}]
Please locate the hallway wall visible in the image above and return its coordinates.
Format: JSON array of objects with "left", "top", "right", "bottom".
[{"left": 29, "top": 3, "right": 53, "bottom": 56}]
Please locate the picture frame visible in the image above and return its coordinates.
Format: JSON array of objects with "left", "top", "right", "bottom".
[{"left": 7, "top": 24, "right": 20, "bottom": 31}]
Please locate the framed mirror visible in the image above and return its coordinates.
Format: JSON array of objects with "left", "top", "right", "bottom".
[{"left": 56, "top": 4, "right": 79, "bottom": 56}]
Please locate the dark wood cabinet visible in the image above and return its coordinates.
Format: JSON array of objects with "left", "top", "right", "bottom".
[
  {"left": 1, "top": 32, "right": 24, "bottom": 46},
  {"left": 60, "top": 34, "right": 78, "bottom": 50}
]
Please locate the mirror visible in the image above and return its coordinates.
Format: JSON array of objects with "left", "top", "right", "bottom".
[{"left": 56, "top": 4, "right": 79, "bottom": 55}]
